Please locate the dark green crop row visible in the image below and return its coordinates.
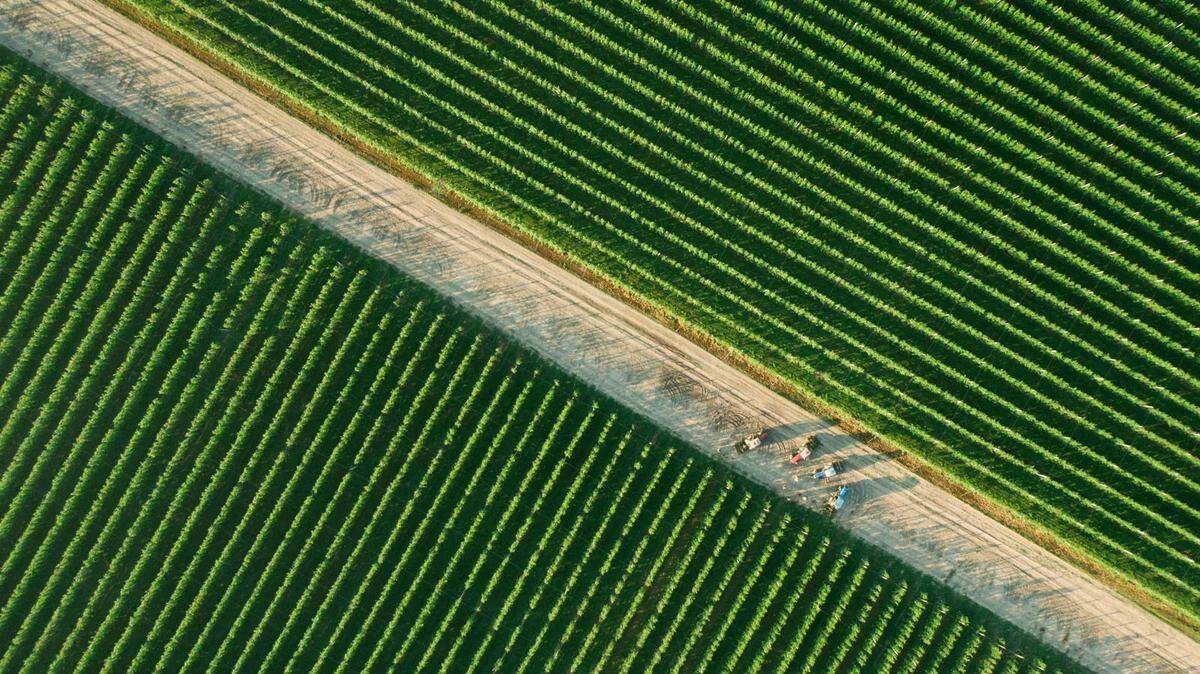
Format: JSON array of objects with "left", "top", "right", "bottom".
[
  {"left": 112, "top": 0, "right": 1200, "bottom": 620},
  {"left": 0, "top": 52, "right": 1078, "bottom": 672}
]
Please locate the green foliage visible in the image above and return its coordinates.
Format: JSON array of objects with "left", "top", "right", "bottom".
[
  {"left": 116, "top": 0, "right": 1200, "bottom": 619},
  {"left": 0, "top": 52, "right": 1083, "bottom": 672}
]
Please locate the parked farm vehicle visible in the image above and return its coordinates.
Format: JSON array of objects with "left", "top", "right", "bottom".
[
  {"left": 790, "top": 433, "right": 820, "bottom": 464},
  {"left": 812, "top": 460, "right": 845, "bottom": 480},
  {"left": 737, "top": 429, "right": 768, "bottom": 453},
  {"left": 825, "top": 485, "right": 848, "bottom": 515}
]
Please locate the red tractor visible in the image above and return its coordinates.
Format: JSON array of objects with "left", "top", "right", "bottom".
[
  {"left": 736, "top": 429, "right": 768, "bottom": 453},
  {"left": 790, "top": 433, "right": 821, "bottom": 464}
]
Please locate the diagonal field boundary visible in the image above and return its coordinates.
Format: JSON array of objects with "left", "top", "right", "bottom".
[{"left": 1, "top": 1, "right": 1197, "bottom": 671}]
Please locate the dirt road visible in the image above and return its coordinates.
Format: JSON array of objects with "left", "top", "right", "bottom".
[{"left": 2, "top": 1, "right": 1197, "bottom": 671}]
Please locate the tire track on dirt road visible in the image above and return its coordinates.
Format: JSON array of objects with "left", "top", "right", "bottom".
[{"left": 2, "top": 1, "right": 1197, "bottom": 671}]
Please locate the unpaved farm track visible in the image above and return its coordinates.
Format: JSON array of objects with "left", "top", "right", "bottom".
[{"left": 2, "top": 1, "right": 1198, "bottom": 671}]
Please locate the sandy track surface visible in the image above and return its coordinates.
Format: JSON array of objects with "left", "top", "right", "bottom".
[{"left": 2, "top": 1, "right": 1197, "bottom": 671}]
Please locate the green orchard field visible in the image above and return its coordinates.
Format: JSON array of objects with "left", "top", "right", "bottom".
[
  {"left": 110, "top": 0, "right": 1200, "bottom": 621},
  {"left": 0, "top": 54, "right": 1079, "bottom": 673}
]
